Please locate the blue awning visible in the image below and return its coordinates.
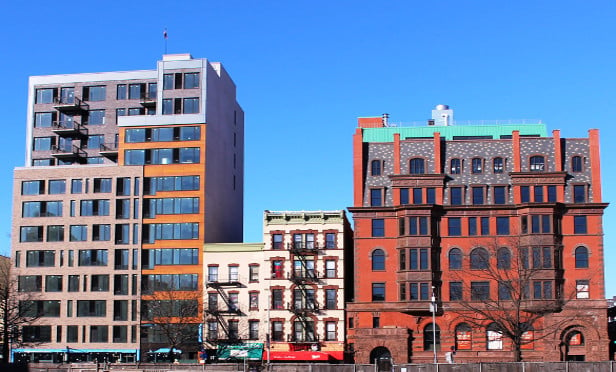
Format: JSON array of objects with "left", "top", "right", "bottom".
[{"left": 149, "top": 348, "right": 182, "bottom": 354}]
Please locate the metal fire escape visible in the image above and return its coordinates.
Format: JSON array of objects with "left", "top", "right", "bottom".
[{"left": 205, "top": 275, "right": 243, "bottom": 345}]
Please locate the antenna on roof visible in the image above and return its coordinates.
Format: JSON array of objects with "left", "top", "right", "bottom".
[{"left": 163, "top": 28, "right": 168, "bottom": 54}]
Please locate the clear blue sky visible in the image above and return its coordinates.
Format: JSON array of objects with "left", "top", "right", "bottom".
[{"left": 1, "top": 1, "right": 615, "bottom": 296}]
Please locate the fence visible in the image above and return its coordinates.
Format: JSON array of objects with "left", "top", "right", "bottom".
[{"left": 25, "top": 362, "right": 616, "bottom": 372}]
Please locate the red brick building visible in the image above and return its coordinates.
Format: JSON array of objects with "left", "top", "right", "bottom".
[{"left": 347, "top": 106, "right": 609, "bottom": 363}]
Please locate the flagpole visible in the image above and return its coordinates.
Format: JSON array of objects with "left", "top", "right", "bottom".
[{"left": 163, "top": 28, "right": 168, "bottom": 54}]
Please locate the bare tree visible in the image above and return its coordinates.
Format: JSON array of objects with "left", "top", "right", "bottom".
[
  {"left": 141, "top": 289, "right": 201, "bottom": 362},
  {"left": 446, "top": 237, "right": 583, "bottom": 362},
  {"left": 0, "top": 255, "right": 40, "bottom": 363}
]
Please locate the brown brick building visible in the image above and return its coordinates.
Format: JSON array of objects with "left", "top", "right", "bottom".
[{"left": 347, "top": 105, "right": 608, "bottom": 363}]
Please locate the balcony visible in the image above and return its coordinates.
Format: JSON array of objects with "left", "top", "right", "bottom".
[
  {"left": 205, "top": 304, "right": 241, "bottom": 316},
  {"left": 52, "top": 121, "right": 87, "bottom": 137},
  {"left": 288, "top": 302, "right": 319, "bottom": 315},
  {"left": 289, "top": 242, "right": 320, "bottom": 255},
  {"left": 206, "top": 276, "right": 242, "bottom": 288},
  {"left": 140, "top": 93, "right": 157, "bottom": 107},
  {"left": 99, "top": 143, "right": 118, "bottom": 158},
  {"left": 53, "top": 96, "right": 88, "bottom": 112},
  {"left": 51, "top": 144, "right": 86, "bottom": 159},
  {"left": 288, "top": 271, "right": 319, "bottom": 284}
]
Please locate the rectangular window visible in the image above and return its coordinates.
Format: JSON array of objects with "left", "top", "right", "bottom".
[
  {"left": 409, "top": 248, "right": 429, "bottom": 270},
  {"left": 472, "top": 187, "right": 484, "bottom": 205},
  {"left": 372, "top": 283, "right": 385, "bottom": 301},
  {"left": 325, "top": 289, "right": 337, "bottom": 309},
  {"left": 471, "top": 281, "right": 490, "bottom": 300},
  {"left": 34, "top": 112, "right": 54, "bottom": 128},
  {"left": 22, "top": 180, "right": 44, "bottom": 195},
  {"left": 576, "top": 280, "right": 589, "bottom": 299},
  {"left": 184, "top": 72, "right": 200, "bottom": 88},
  {"left": 448, "top": 217, "right": 461, "bottom": 236},
  {"left": 183, "top": 97, "right": 199, "bottom": 114},
  {"left": 20, "top": 226, "right": 43, "bottom": 242},
  {"left": 93, "top": 178, "right": 112, "bottom": 193},
  {"left": 128, "top": 83, "right": 144, "bottom": 99},
  {"left": 46, "top": 225, "right": 64, "bottom": 242},
  {"left": 90, "top": 275, "right": 109, "bottom": 292},
  {"left": 521, "top": 186, "right": 530, "bottom": 203},
  {"left": 163, "top": 74, "right": 174, "bottom": 90},
  {"left": 143, "top": 223, "right": 199, "bottom": 243},
  {"left": 534, "top": 186, "right": 544, "bottom": 202},
  {"left": 84, "top": 86, "right": 106, "bottom": 101},
  {"left": 370, "top": 189, "right": 382, "bottom": 207},
  {"left": 22, "top": 326, "right": 52, "bottom": 342},
  {"left": 80, "top": 200, "right": 110, "bottom": 216},
  {"left": 413, "top": 188, "right": 423, "bottom": 204},
  {"left": 547, "top": 185, "right": 557, "bottom": 202},
  {"left": 372, "top": 219, "right": 385, "bottom": 237},
  {"left": 400, "top": 188, "right": 409, "bottom": 205},
  {"left": 77, "top": 300, "right": 107, "bottom": 316},
  {"left": 573, "top": 185, "right": 586, "bottom": 203},
  {"left": 68, "top": 275, "right": 79, "bottom": 292},
  {"left": 35, "top": 88, "right": 56, "bottom": 104},
  {"left": 426, "top": 188, "right": 436, "bottom": 204},
  {"left": 496, "top": 217, "right": 510, "bottom": 235},
  {"left": 116, "top": 84, "right": 127, "bottom": 100},
  {"left": 26, "top": 250, "right": 55, "bottom": 267},
  {"left": 450, "top": 187, "right": 463, "bottom": 205},
  {"left": 450, "top": 282, "right": 462, "bottom": 301},
  {"left": 468, "top": 217, "right": 477, "bottom": 236},
  {"left": 45, "top": 275, "right": 62, "bottom": 292},
  {"left": 33, "top": 137, "right": 54, "bottom": 151},
  {"left": 249, "top": 321, "right": 259, "bottom": 340},
  {"left": 78, "top": 249, "right": 108, "bottom": 266},
  {"left": 85, "top": 110, "right": 105, "bottom": 125},
  {"left": 494, "top": 186, "right": 506, "bottom": 204},
  {"left": 71, "top": 179, "right": 83, "bottom": 194},
  {"left": 574, "top": 216, "right": 587, "bottom": 234},
  {"left": 90, "top": 326, "right": 108, "bottom": 342}
]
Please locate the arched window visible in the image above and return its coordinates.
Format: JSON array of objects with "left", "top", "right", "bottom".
[
  {"left": 530, "top": 155, "right": 545, "bottom": 171},
  {"left": 470, "top": 248, "right": 489, "bottom": 269},
  {"left": 424, "top": 323, "right": 441, "bottom": 351},
  {"left": 450, "top": 159, "right": 461, "bottom": 174},
  {"left": 521, "top": 323, "right": 534, "bottom": 350},
  {"left": 455, "top": 323, "right": 472, "bottom": 350},
  {"left": 448, "top": 248, "right": 462, "bottom": 270},
  {"left": 493, "top": 157, "right": 504, "bottom": 173},
  {"left": 566, "top": 330, "right": 584, "bottom": 346},
  {"left": 575, "top": 246, "right": 589, "bottom": 268},
  {"left": 371, "top": 160, "right": 382, "bottom": 176},
  {"left": 571, "top": 156, "right": 583, "bottom": 172},
  {"left": 372, "top": 249, "right": 385, "bottom": 270},
  {"left": 497, "top": 247, "right": 511, "bottom": 269},
  {"left": 472, "top": 158, "right": 483, "bottom": 174},
  {"left": 486, "top": 323, "right": 503, "bottom": 350},
  {"left": 409, "top": 158, "right": 425, "bottom": 174}
]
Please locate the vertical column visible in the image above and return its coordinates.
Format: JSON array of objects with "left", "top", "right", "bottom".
[
  {"left": 552, "top": 130, "right": 562, "bottom": 171},
  {"left": 353, "top": 128, "right": 365, "bottom": 207},
  {"left": 512, "top": 130, "right": 521, "bottom": 172},
  {"left": 589, "top": 129, "right": 602, "bottom": 202},
  {"left": 433, "top": 132, "right": 441, "bottom": 174}
]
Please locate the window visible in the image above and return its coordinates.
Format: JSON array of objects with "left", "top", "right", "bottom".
[
  {"left": 147, "top": 83, "right": 157, "bottom": 99},
  {"left": 293, "top": 320, "right": 315, "bottom": 342},
  {"left": 409, "top": 217, "right": 429, "bottom": 235},
  {"left": 249, "top": 321, "right": 259, "bottom": 340},
  {"left": 325, "top": 232, "right": 336, "bottom": 248},
  {"left": 115, "top": 224, "right": 130, "bottom": 244},
  {"left": 372, "top": 219, "right": 385, "bottom": 237},
  {"left": 116, "top": 84, "right": 127, "bottom": 99},
  {"left": 325, "top": 260, "right": 336, "bottom": 278},
  {"left": 272, "top": 234, "right": 283, "bottom": 250},
  {"left": 576, "top": 280, "right": 589, "bottom": 299},
  {"left": 455, "top": 323, "right": 472, "bottom": 350},
  {"left": 207, "top": 266, "right": 218, "bottom": 282},
  {"left": 163, "top": 74, "right": 174, "bottom": 90},
  {"left": 486, "top": 323, "right": 503, "bottom": 350},
  {"left": 573, "top": 185, "right": 586, "bottom": 203},
  {"left": 80, "top": 200, "right": 110, "bottom": 216},
  {"left": 373, "top": 316, "right": 380, "bottom": 328},
  {"left": 143, "top": 197, "right": 199, "bottom": 217},
  {"left": 575, "top": 246, "right": 589, "bottom": 268},
  {"left": 78, "top": 249, "right": 108, "bottom": 266},
  {"left": 144, "top": 175, "right": 200, "bottom": 194},
  {"left": 22, "top": 326, "right": 52, "bottom": 343},
  {"left": 18, "top": 275, "right": 42, "bottom": 292},
  {"left": 90, "top": 326, "right": 108, "bottom": 342},
  {"left": 325, "top": 289, "right": 337, "bottom": 309},
  {"left": 84, "top": 86, "right": 106, "bottom": 101},
  {"left": 409, "top": 282, "right": 430, "bottom": 300},
  {"left": 497, "top": 248, "right": 511, "bottom": 269},
  {"left": 113, "top": 325, "right": 127, "bottom": 343},
  {"left": 71, "top": 179, "right": 83, "bottom": 194},
  {"left": 128, "top": 83, "right": 144, "bottom": 99},
  {"left": 142, "top": 223, "right": 199, "bottom": 243},
  {"left": 26, "top": 250, "right": 54, "bottom": 267},
  {"left": 496, "top": 217, "right": 509, "bottom": 235},
  {"left": 472, "top": 186, "right": 484, "bottom": 205},
  {"left": 449, "top": 248, "right": 462, "bottom": 269},
  {"left": 471, "top": 281, "right": 490, "bottom": 300},
  {"left": 93, "top": 178, "right": 112, "bottom": 193},
  {"left": 400, "top": 188, "right": 409, "bottom": 204},
  {"left": 33, "top": 137, "right": 54, "bottom": 151},
  {"left": 409, "top": 248, "right": 429, "bottom": 270},
  {"left": 372, "top": 283, "right": 385, "bottom": 301},
  {"left": 183, "top": 98, "right": 199, "bottom": 114},
  {"left": 22, "top": 180, "right": 44, "bottom": 195},
  {"left": 370, "top": 189, "right": 382, "bottom": 206},
  {"left": 249, "top": 292, "right": 259, "bottom": 310},
  {"left": 249, "top": 265, "right": 259, "bottom": 282},
  {"left": 547, "top": 185, "right": 557, "bottom": 202},
  {"left": 45, "top": 275, "right": 62, "bottom": 292},
  {"left": 571, "top": 156, "right": 583, "bottom": 172},
  {"left": 450, "top": 187, "right": 463, "bottom": 205},
  {"left": 574, "top": 216, "right": 587, "bottom": 234},
  {"left": 35, "top": 88, "right": 55, "bottom": 104},
  {"left": 77, "top": 300, "right": 107, "bottom": 317},
  {"left": 92, "top": 224, "right": 111, "bottom": 241},
  {"left": 493, "top": 157, "right": 504, "bottom": 173},
  {"left": 272, "top": 260, "right": 283, "bottom": 279},
  {"left": 162, "top": 99, "right": 172, "bottom": 115},
  {"left": 46, "top": 225, "right": 64, "bottom": 242},
  {"left": 470, "top": 248, "right": 489, "bottom": 269},
  {"left": 20, "top": 226, "right": 43, "bottom": 242},
  {"left": 183, "top": 72, "right": 200, "bottom": 88},
  {"left": 450, "top": 158, "right": 461, "bottom": 174},
  {"left": 448, "top": 217, "right": 461, "bottom": 236},
  {"left": 494, "top": 186, "right": 506, "bottom": 204},
  {"left": 424, "top": 324, "right": 440, "bottom": 351},
  {"left": 534, "top": 186, "right": 544, "bottom": 202},
  {"left": 427, "top": 188, "right": 436, "bottom": 204},
  {"left": 326, "top": 322, "right": 337, "bottom": 341},
  {"left": 371, "top": 160, "right": 382, "bottom": 176},
  {"left": 272, "top": 289, "right": 283, "bottom": 309},
  {"left": 533, "top": 281, "right": 553, "bottom": 299},
  {"left": 409, "top": 158, "right": 425, "bottom": 174},
  {"left": 529, "top": 155, "right": 545, "bottom": 171},
  {"left": 22, "top": 201, "right": 62, "bottom": 217},
  {"left": 34, "top": 112, "right": 54, "bottom": 128},
  {"left": 468, "top": 218, "right": 477, "bottom": 236},
  {"left": 91, "top": 275, "right": 109, "bottom": 292},
  {"left": 471, "top": 158, "right": 483, "bottom": 174},
  {"left": 449, "top": 281, "right": 462, "bottom": 301},
  {"left": 413, "top": 188, "right": 422, "bottom": 204},
  {"left": 372, "top": 249, "right": 385, "bottom": 270},
  {"left": 85, "top": 110, "right": 105, "bottom": 125}
]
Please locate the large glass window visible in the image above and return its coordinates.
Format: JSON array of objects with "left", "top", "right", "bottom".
[
  {"left": 143, "top": 223, "right": 199, "bottom": 243},
  {"left": 574, "top": 216, "right": 587, "bottom": 234},
  {"left": 20, "top": 226, "right": 43, "bottom": 242},
  {"left": 33, "top": 137, "right": 54, "bottom": 151},
  {"left": 448, "top": 218, "right": 461, "bottom": 236},
  {"left": 183, "top": 98, "right": 199, "bottom": 114},
  {"left": 34, "top": 112, "right": 54, "bottom": 128},
  {"left": 184, "top": 72, "right": 200, "bottom": 88},
  {"left": 496, "top": 217, "right": 510, "bottom": 235},
  {"left": 78, "top": 249, "right": 108, "bottom": 266},
  {"left": 35, "top": 88, "right": 55, "bottom": 104},
  {"left": 372, "top": 283, "right": 385, "bottom": 301},
  {"left": 450, "top": 187, "right": 463, "bottom": 205},
  {"left": 371, "top": 249, "right": 385, "bottom": 270},
  {"left": 84, "top": 86, "right": 106, "bottom": 101},
  {"left": 26, "top": 250, "right": 55, "bottom": 267},
  {"left": 77, "top": 300, "right": 107, "bottom": 316},
  {"left": 86, "top": 110, "right": 105, "bottom": 125},
  {"left": 22, "top": 180, "right": 44, "bottom": 195},
  {"left": 471, "top": 281, "right": 490, "bottom": 300},
  {"left": 372, "top": 219, "right": 385, "bottom": 237}
]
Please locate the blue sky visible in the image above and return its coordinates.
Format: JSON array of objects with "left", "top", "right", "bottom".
[{"left": 2, "top": 1, "right": 615, "bottom": 296}]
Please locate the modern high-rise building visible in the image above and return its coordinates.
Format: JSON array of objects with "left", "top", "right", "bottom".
[
  {"left": 347, "top": 105, "right": 608, "bottom": 363},
  {"left": 11, "top": 54, "right": 244, "bottom": 363}
]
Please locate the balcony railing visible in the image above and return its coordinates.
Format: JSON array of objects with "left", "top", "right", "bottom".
[
  {"left": 53, "top": 96, "right": 89, "bottom": 112},
  {"left": 287, "top": 302, "right": 319, "bottom": 314},
  {"left": 287, "top": 334, "right": 319, "bottom": 343},
  {"left": 206, "top": 276, "right": 243, "bottom": 287},
  {"left": 206, "top": 304, "right": 242, "bottom": 315},
  {"left": 52, "top": 121, "right": 87, "bottom": 137},
  {"left": 99, "top": 143, "right": 118, "bottom": 158},
  {"left": 288, "top": 271, "right": 319, "bottom": 283},
  {"left": 51, "top": 144, "right": 86, "bottom": 159},
  {"left": 140, "top": 93, "right": 157, "bottom": 107}
]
